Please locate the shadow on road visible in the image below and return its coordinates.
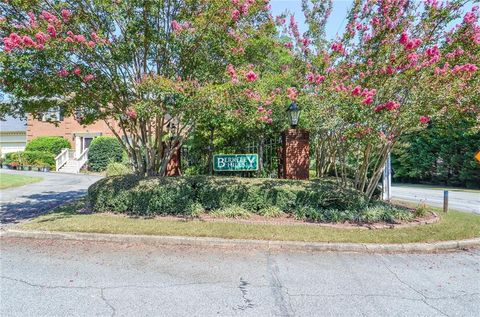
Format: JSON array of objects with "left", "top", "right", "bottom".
[{"left": 0, "top": 190, "right": 86, "bottom": 224}]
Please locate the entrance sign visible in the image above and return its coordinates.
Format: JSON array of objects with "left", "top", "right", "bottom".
[{"left": 213, "top": 154, "right": 258, "bottom": 171}]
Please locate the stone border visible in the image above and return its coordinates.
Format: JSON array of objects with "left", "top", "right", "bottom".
[{"left": 1, "top": 229, "right": 479, "bottom": 253}]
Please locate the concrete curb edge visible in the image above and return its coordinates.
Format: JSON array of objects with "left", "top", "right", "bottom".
[{"left": 1, "top": 229, "right": 479, "bottom": 253}]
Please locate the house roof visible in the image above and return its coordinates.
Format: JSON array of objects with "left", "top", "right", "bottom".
[{"left": 0, "top": 116, "right": 27, "bottom": 132}]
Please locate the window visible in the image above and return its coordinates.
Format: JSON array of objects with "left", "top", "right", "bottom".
[{"left": 41, "top": 107, "right": 63, "bottom": 122}]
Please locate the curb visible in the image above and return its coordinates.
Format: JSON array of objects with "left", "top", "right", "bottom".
[{"left": 1, "top": 229, "right": 479, "bottom": 253}]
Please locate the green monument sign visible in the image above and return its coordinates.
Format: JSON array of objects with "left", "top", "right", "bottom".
[{"left": 213, "top": 154, "right": 258, "bottom": 172}]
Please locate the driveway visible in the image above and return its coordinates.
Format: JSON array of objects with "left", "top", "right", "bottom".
[
  {"left": 1, "top": 237, "right": 479, "bottom": 316},
  {"left": 392, "top": 184, "right": 480, "bottom": 214},
  {"left": 0, "top": 170, "right": 102, "bottom": 225}
]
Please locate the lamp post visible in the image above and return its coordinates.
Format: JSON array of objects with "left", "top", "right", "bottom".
[
  {"left": 286, "top": 102, "right": 301, "bottom": 129},
  {"left": 281, "top": 101, "right": 309, "bottom": 179}
]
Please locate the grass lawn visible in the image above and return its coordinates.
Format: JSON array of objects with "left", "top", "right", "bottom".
[
  {"left": 0, "top": 173, "right": 43, "bottom": 189},
  {"left": 18, "top": 200, "right": 480, "bottom": 244}
]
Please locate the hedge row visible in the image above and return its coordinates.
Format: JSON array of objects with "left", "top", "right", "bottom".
[
  {"left": 4, "top": 151, "right": 55, "bottom": 168},
  {"left": 26, "top": 136, "right": 70, "bottom": 155},
  {"left": 88, "top": 175, "right": 372, "bottom": 217}
]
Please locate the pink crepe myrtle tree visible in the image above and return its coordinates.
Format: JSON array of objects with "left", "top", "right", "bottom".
[
  {"left": 285, "top": 0, "right": 479, "bottom": 199},
  {"left": 0, "top": 0, "right": 274, "bottom": 176}
]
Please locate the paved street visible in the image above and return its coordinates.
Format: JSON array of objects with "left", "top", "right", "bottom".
[
  {"left": 0, "top": 170, "right": 102, "bottom": 225},
  {"left": 392, "top": 184, "right": 480, "bottom": 214},
  {"left": 1, "top": 237, "right": 479, "bottom": 317}
]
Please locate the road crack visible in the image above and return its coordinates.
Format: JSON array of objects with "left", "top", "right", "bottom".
[{"left": 376, "top": 255, "right": 450, "bottom": 317}]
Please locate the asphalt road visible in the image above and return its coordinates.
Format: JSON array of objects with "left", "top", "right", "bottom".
[
  {"left": 392, "top": 184, "right": 480, "bottom": 214},
  {"left": 0, "top": 170, "right": 102, "bottom": 225},
  {"left": 1, "top": 237, "right": 479, "bottom": 317}
]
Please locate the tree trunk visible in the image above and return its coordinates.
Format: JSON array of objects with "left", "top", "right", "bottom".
[{"left": 207, "top": 127, "right": 214, "bottom": 175}]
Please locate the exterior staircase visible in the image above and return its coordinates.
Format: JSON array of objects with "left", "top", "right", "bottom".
[{"left": 55, "top": 148, "right": 89, "bottom": 174}]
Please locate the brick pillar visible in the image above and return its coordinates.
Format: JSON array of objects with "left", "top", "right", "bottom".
[
  {"left": 166, "top": 147, "right": 181, "bottom": 176},
  {"left": 281, "top": 129, "right": 309, "bottom": 180}
]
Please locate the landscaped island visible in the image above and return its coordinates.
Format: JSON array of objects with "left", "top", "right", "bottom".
[{"left": 87, "top": 175, "right": 421, "bottom": 224}]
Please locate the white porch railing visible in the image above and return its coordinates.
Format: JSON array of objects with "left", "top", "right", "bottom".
[
  {"left": 55, "top": 148, "right": 89, "bottom": 173},
  {"left": 55, "top": 148, "right": 70, "bottom": 171},
  {"left": 76, "top": 148, "right": 89, "bottom": 173}
]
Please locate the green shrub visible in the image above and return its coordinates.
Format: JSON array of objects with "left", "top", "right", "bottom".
[
  {"left": 88, "top": 176, "right": 371, "bottom": 218},
  {"left": 26, "top": 137, "right": 70, "bottom": 155},
  {"left": 87, "top": 137, "right": 123, "bottom": 172},
  {"left": 105, "top": 162, "right": 132, "bottom": 177},
  {"left": 88, "top": 175, "right": 195, "bottom": 216},
  {"left": 87, "top": 176, "right": 414, "bottom": 223},
  {"left": 5, "top": 151, "right": 55, "bottom": 168}
]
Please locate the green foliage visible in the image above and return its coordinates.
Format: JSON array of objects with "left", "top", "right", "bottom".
[
  {"left": 105, "top": 162, "right": 132, "bottom": 177},
  {"left": 4, "top": 151, "right": 55, "bottom": 168},
  {"left": 25, "top": 137, "right": 70, "bottom": 156},
  {"left": 258, "top": 206, "right": 284, "bottom": 218},
  {"left": 87, "top": 175, "right": 405, "bottom": 223},
  {"left": 392, "top": 119, "right": 480, "bottom": 188},
  {"left": 211, "top": 206, "right": 252, "bottom": 219},
  {"left": 88, "top": 176, "right": 196, "bottom": 217},
  {"left": 87, "top": 137, "right": 123, "bottom": 172}
]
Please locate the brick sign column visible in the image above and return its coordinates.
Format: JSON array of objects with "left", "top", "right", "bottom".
[{"left": 281, "top": 129, "right": 309, "bottom": 180}]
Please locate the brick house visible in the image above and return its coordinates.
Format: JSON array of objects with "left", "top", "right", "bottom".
[
  {"left": 27, "top": 109, "right": 119, "bottom": 159},
  {"left": 27, "top": 109, "right": 180, "bottom": 175}
]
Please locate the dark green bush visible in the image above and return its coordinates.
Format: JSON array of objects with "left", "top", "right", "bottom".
[
  {"left": 26, "top": 137, "right": 70, "bottom": 155},
  {"left": 88, "top": 175, "right": 196, "bottom": 216},
  {"left": 87, "top": 136, "right": 123, "bottom": 172},
  {"left": 88, "top": 176, "right": 373, "bottom": 218},
  {"left": 5, "top": 151, "right": 55, "bottom": 168}
]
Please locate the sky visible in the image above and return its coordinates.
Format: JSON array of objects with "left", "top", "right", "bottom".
[
  {"left": 270, "top": 0, "right": 354, "bottom": 40},
  {"left": 270, "top": 0, "right": 476, "bottom": 40}
]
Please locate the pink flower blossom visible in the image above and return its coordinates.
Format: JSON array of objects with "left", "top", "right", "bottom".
[
  {"left": 58, "top": 69, "right": 69, "bottom": 77},
  {"left": 126, "top": 108, "right": 137, "bottom": 120},
  {"left": 315, "top": 75, "right": 325, "bottom": 84},
  {"left": 463, "top": 11, "right": 477, "bottom": 24},
  {"left": 65, "top": 36, "right": 74, "bottom": 43},
  {"left": 27, "top": 12, "right": 38, "bottom": 28},
  {"left": 362, "top": 96, "right": 373, "bottom": 105},
  {"left": 452, "top": 63, "right": 478, "bottom": 73},
  {"left": 61, "top": 9, "right": 72, "bottom": 22},
  {"left": 83, "top": 74, "right": 94, "bottom": 82},
  {"left": 331, "top": 42, "right": 344, "bottom": 54},
  {"left": 351, "top": 85, "right": 362, "bottom": 96},
  {"left": 171, "top": 20, "right": 182, "bottom": 33},
  {"left": 22, "top": 36, "right": 36, "bottom": 47},
  {"left": 399, "top": 31, "right": 409, "bottom": 45},
  {"left": 74, "top": 34, "right": 86, "bottom": 43},
  {"left": 284, "top": 42, "right": 293, "bottom": 49},
  {"left": 35, "top": 32, "right": 48, "bottom": 44},
  {"left": 91, "top": 32, "right": 100, "bottom": 42},
  {"left": 41, "top": 10, "right": 58, "bottom": 24},
  {"left": 73, "top": 67, "right": 81, "bottom": 76},
  {"left": 231, "top": 10, "right": 240, "bottom": 22},
  {"left": 286, "top": 87, "right": 298, "bottom": 100},
  {"left": 3, "top": 33, "right": 23, "bottom": 52},
  {"left": 87, "top": 41, "right": 95, "bottom": 48},
  {"left": 245, "top": 70, "right": 258, "bottom": 82},
  {"left": 47, "top": 24, "right": 57, "bottom": 38},
  {"left": 306, "top": 73, "right": 315, "bottom": 83},
  {"left": 385, "top": 101, "right": 400, "bottom": 110},
  {"left": 419, "top": 116, "right": 430, "bottom": 124}
]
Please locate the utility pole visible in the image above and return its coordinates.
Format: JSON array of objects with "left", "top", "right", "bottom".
[{"left": 382, "top": 153, "right": 392, "bottom": 201}]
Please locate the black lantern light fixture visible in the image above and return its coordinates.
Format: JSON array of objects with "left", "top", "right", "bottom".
[{"left": 286, "top": 102, "right": 301, "bottom": 129}]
